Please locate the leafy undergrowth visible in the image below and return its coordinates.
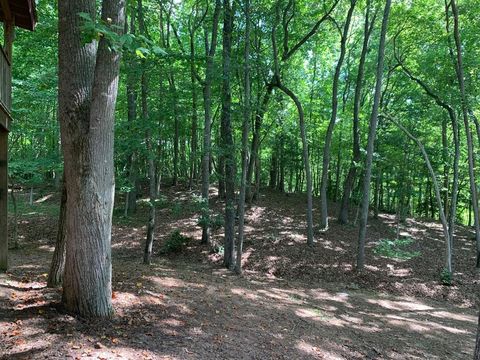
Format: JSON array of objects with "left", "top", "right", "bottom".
[
  {"left": 1, "top": 186, "right": 479, "bottom": 359},
  {"left": 373, "top": 238, "right": 421, "bottom": 260}
]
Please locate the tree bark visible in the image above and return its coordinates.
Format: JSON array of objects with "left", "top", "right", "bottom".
[
  {"left": 235, "top": 0, "right": 251, "bottom": 274},
  {"left": 338, "top": 0, "right": 375, "bottom": 224},
  {"left": 124, "top": 11, "right": 137, "bottom": 216},
  {"left": 319, "top": 0, "right": 356, "bottom": 230},
  {"left": 138, "top": 0, "right": 156, "bottom": 264},
  {"left": 221, "top": 0, "right": 236, "bottom": 269},
  {"left": 200, "top": 0, "right": 222, "bottom": 245},
  {"left": 385, "top": 114, "right": 452, "bottom": 274},
  {"left": 450, "top": 0, "right": 480, "bottom": 267},
  {"left": 357, "top": 0, "right": 391, "bottom": 271},
  {"left": 47, "top": 176, "right": 67, "bottom": 287},
  {"left": 60, "top": 0, "right": 125, "bottom": 318}
]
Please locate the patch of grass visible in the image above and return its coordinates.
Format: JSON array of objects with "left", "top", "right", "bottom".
[
  {"left": 373, "top": 238, "right": 421, "bottom": 260},
  {"left": 161, "top": 230, "right": 191, "bottom": 254}
]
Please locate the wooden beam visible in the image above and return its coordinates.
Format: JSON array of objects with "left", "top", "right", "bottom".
[
  {"left": 0, "top": 129, "right": 7, "bottom": 271},
  {"left": 0, "top": 109, "right": 8, "bottom": 131},
  {"left": 3, "top": 17, "right": 14, "bottom": 64},
  {"left": 0, "top": 0, "right": 12, "bottom": 22}
]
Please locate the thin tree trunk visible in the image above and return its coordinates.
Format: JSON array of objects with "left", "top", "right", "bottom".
[
  {"left": 385, "top": 114, "right": 452, "bottom": 274},
  {"left": 142, "top": 71, "right": 156, "bottom": 264},
  {"left": 189, "top": 27, "right": 199, "bottom": 189},
  {"left": 124, "top": 11, "right": 137, "bottom": 216},
  {"left": 169, "top": 74, "right": 179, "bottom": 186},
  {"left": 201, "top": 0, "right": 221, "bottom": 245},
  {"left": 221, "top": 0, "right": 236, "bottom": 269},
  {"left": 48, "top": 176, "right": 66, "bottom": 287},
  {"left": 319, "top": 0, "right": 356, "bottom": 230},
  {"left": 339, "top": 0, "right": 375, "bottom": 224},
  {"left": 357, "top": 0, "right": 391, "bottom": 271},
  {"left": 235, "top": 0, "right": 251, "bottom": 274},
  {"left": 450, "top": 0, "right": 480, "bottom": 266},
  {"left": 276, "top": 83, "right": 314, "bottom": 246},
  {"left": 138, "top": 0, "right": 156, "bottom": 264}
]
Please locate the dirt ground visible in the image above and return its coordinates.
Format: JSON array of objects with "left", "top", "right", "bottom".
[{"left": 0, "top": 187, "right": 478, "bottom": 359}]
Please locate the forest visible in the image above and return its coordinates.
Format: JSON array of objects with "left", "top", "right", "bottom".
[{"left": 1, "top": 0, "right": 480, "bottom": 358}]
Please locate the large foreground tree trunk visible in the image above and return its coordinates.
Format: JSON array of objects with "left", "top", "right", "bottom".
[{"left": 59, "top": 0, "right": 125, "bottom": 318}]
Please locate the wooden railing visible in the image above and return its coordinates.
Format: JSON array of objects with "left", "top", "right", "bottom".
[{"left": 0, "top": 47, "right": 11, "bottom": 116}]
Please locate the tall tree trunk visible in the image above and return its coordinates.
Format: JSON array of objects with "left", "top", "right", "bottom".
[
  {"left": 60, "top": 0, "right": 125, "bottom": 318},
  {"left": 339, "top": 0, "right": 375, "bottom": 224},
  {"left": 138, "top": 0, "right": 156, "bottom": 264},
  {"left": 319, "top": 0, "right": 356, "bottom": 230},
  {"left": 142, "top": 71, "right": 156, "bottom": 264},
  {"left": 201, "top": 0, "right": 222, "bottom": 245},
  {"left": 124, "top": 11, "right": 138, "bottom": 216},
  {"left": 397, "top": 61, "right": 460, "bottom": 249},
  {"left": 450, "top": 0, "right": 480, "bottom": 266},
  {"left": 278, "top": 84, "right": 314, "bottom": 246},
  {"left": 189, "top": 28, "right": 199, "bottom": 189},
  {"left": 386, "top": 114, "right": 452, "bottom": 274},
  {"left": 221, "top": 0, "right": 236, "bottom": 269},
  {"left": 47, "top": 176, "right": 67, "bottom": 287},
  {"left": 235, "top": 0, "right": 251, "bottom": 274},
  {"left": 357, "top": 0, "right": 391, "bottom": 271},
  {"left": 169, "top": 74, "right": 179, "bottom": 186}
]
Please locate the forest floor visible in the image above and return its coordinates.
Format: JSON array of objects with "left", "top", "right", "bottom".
[{"left": 1, "top": 186, "right": 479, "bottom": 359}]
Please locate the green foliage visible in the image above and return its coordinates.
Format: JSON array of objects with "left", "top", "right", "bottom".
[
  {"left": 374, "top": 238, "right": 421, "bottom": 260},
  {"left": 161, "top": 230, "right": 190, "bottom": 254},
  {"left": 171, "top": 201, "right": 182, "bottom": 217},
  {"left": 79, "top": 12, "right": 167, "bottom": 56},
  {"left": 440, "top": 268, "right": 452, "bottom": 286}
]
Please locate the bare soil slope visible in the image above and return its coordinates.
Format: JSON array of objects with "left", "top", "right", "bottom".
[{"left": 0, "top": 187, "right": 478, "bottom": 359}]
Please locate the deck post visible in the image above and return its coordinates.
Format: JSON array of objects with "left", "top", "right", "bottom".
[
  {"left": 0, "top": 127, "right": 6, "bottom": 271},
  {"left": 0, "top": 17, "right": 14, "bottom": 272}
]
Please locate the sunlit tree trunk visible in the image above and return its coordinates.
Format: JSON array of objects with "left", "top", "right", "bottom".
[
  {"left": 450, "top": 0, "right": 480, "bottom": 266},
  {"left": 60, "top": 0, "right": 125, "bottom": 318},
  {"left": 201, "top": 0, "right": 221, "bottom": 245},
  {"left": 339, "top": 0, "right": 375, "bottom": 224},
  {"left": 319, "top": 0, "right": 356, "bottom": 230},
  {"left": 235, "top": 0, "right": 251, "bottom": 274},
  {"left": 357, "top": 0, "right": 391, "bottom": 271},
  {"left": 221, "top": 0, "right": 236, "bottom": 269}
]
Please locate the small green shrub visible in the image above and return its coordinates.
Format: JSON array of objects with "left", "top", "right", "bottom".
[
  {"left": 373, "top": 238, "right": 421, "bottom": 260},
  {"left": 162, "top": 230, "right": 190, "bottom": 254},
  {"left": 440, "top": 268, "right": 452, "bottom": 286},
  {"left": 171, "top": 201, "right": 183, "bottom": 216},
  {"left": 196, "top": 213, "right": 224, "bottom": 230},
  {"left": 211, "top": 214, "right": 224, "bottom": 230}
]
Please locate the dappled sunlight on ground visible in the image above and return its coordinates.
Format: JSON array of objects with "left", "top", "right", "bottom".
[{"left": 2, "top": 186, "right": 479, "bottom": 359}]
